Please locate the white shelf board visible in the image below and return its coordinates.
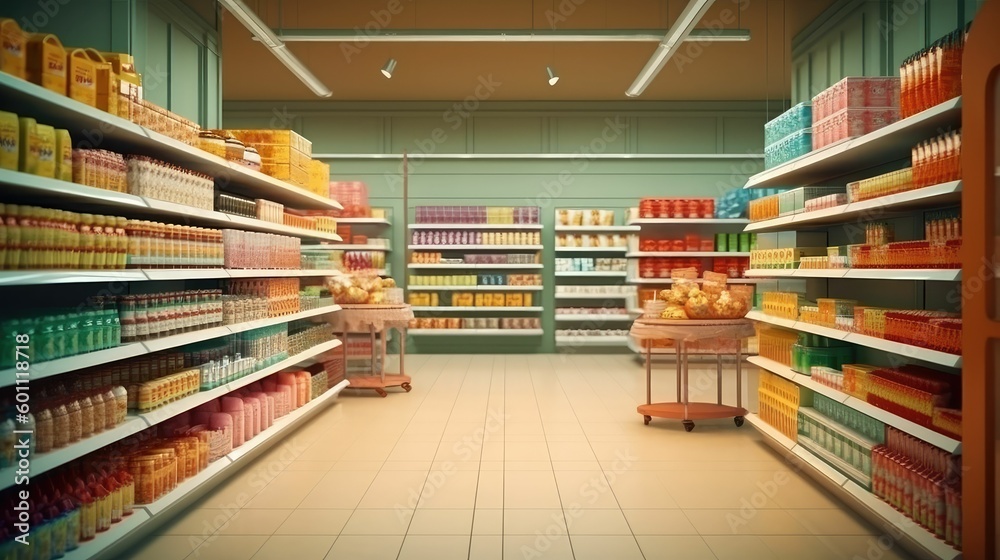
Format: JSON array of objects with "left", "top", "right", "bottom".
[
  {"left": 408, "top": 223, "right": 543, "bottom": 230},
  {"left": 791, "top": 440, "right": 852, "bottom": 487},
  {"left": 555, "top": 225, "right": 640, "bottom": 232},
  {"left": 627, "top": 251, "right": 750, "bottom": 258},
  {"left": 408, "top": 285, "right": 542, "bottom": 291},
  {"left": 226, "top": 268, "right": 341, "bottom": 278},
  {"left": 335, "top": 217, "right": 391, "bottom": 225},
  {"left": 142, "top": 268, "right": 230, "bottom": 280},
  {"left": 555, "top": 335, "right": 629, "bottom": 346},
  {"left": 745, "top": 412, "right": 798, "bottom": 451},
  {"left": 0, "top": 416, "right": 149, "bottom": 491},
  {"left": 556, "top": 314, "right": 632, "bottom": 321},
  {"left": 412, "top": 306, "right": 543, "bottom": 312},
  {"left": 555, "top": 292, "right": 632, "bottom": 299},
  {"left": 140, "top": 339, "right": 342, "bottom": 426},
  {"left": 228, "top": 379, "right": 349, "bottom": 462},
  {"left": 744, "top": 269, "right": 960, "bottom": 281},
  {"left": 747, "top": 356, "right": 852, "bottom": 403},
  {"left": 0, "top": 74, "right": 341, "bottom": 210},
  {"left": 845, "top": 393, "right": 962, "bottom": 453},
  {"left": 62, "top": 508, "right": 153, "bottom": 560},
  {"left": 745, "top": 97, "right": 963, "bottom": 188},
  {"left": 408, "top": 263, "right": 543, "bottom": 269},
  {"left": 627, "top": 218, "right": 750, "bottom": 225},
  {"left": 0, "top": 269, "right": 149, "bottom": 286},
  {"left": 746, "top": 311, "right": 961, "bottom": 368},
  {"left": 628, "top": 277, "right": 764, "bottom": 284},
  {"left": 555, "top": 271, "right": 628, "bottom": 277},
  {"left": 0, "top": 343, "right": 147, "bottom": 387},
  {"left": 555, "top": 246, "right": 629, "bottom": 253},
  {"left": 224, "top": 213, "right": 343, "bottom": 242},
  {"left": 0, "top": 165, "right": 150, "bottom": 211},
  {"left": 226, "top": 305, "right": 342, "bottom": 334},
  {"left": 409, "top": 244, "right": 543, "bottom": 250},
  {"left": 409, "top": 329, "right": 543, "bottom": 336},
  {"left": 140, "top": 325, "right": 233, "bottom": 353},
  {"left": 301, "top": 244, "right": 390, "bottom": 251},
  {"left": 744, "top": 181, "right": 963, "bottom": 232}
]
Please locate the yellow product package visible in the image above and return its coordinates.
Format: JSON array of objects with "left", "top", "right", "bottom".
[
  {"left": 67, "top": 48, "right": 97, "bottom": 106},
  {"left": 86, "top": 49, "right": 118, "bottom": 116},
  {"left": 55, "top": 129, "right": 72, "bottom": 181},
  {"left": 0, "top": 19, "right": 26, "bottom": 79},
  {"left": 26, "top": 33, "right": 66, "bottom": 95},
  {"left": 0, "top": 110, "right": 18, "bottom": 170},
  {"left": 34, "top": 124, "right": 56, "bottom": 178},
  {"left": 18, "top": 117, "right": 38, "bottom": 174}
]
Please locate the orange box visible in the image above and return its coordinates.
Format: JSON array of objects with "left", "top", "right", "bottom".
[
  {"left": 26, "top": 33, "right": 66, "bottom": 95},
  {"left": 67, "top": 48, "right": 97, "bottom": 106},
  {"left": 0, "top": 19, "right": 26, "bottom": 79}
]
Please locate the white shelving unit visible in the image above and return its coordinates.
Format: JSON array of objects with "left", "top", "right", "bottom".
[
  {"left": 409, "top": 328, "right": 544, "bottom": 336},
  {"left": 336, "top": 217, "right": 391, "bottom": 225},
  {"left": 555, "top": 225, "right": 641, "bottom": 232},
  {"left": 408, "top": 223, "right": 543, "bottom": 230},
  {"left": 626, "top": 251, "right": 751, "bottom": 258},
  {"left": 555, "top": 335, "right": 630, "bottom": 346},
  {"left": 407, "top": 263, "right": 543, "bottom": 270},
  {"left": 409, "top": 244, "right": 543, "bottom": 250},
  {"left": 555, "top": 246, "right": 628, "bottom": 253},
  {"left": 742, "top": 96, "right": 964, "bottom": 560},
  {"left": 627, "top": 218, "right": 750, "bottom": 225},
  {"left": 409, "top": 285, "right": 542, "bottom": 291},
  {"left": 410, "top": 306, "right": 543, "bottom": 312},
  {"left": 0, "top": 71, "right": 351, "bottom": 556},
  {"left": 555, "top": 271, "right": 628, "bottom": 277},
  {"left": 302, "top": 244, "right": 391, "bottom": 252},
  {"left": 555, "top": 291, "right": 634, "bottom": 300},
  {"left": 628, "top": 277, "right": 764, "bottom": 285}
]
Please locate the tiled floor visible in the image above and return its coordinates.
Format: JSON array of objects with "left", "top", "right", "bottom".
[{"left": 133, "top": 354, "right": 915, "bottom": 560}]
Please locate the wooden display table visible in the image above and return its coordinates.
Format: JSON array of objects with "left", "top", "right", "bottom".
[
  {"left": 329, "top": 304, "right": 414, "bottom": 397},
  {"left": 630, "top": 317, "right": 755, "bottom": 431}
]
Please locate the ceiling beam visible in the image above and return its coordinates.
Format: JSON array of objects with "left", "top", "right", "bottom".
[
  {"left": 626, "top": 0, "right": 718, "bottom": 97},
  {"left": 270, "top": 28, "right": 750, "bottom": 43}
]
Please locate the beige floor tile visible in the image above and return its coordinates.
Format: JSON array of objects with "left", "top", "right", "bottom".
[
  {"left": 684, "top": 508, "right": 811, "bottom": 536},
  {"left": 189, "top": 535, "right": 268, "bottom": 560},
  {"left": 504, "top": 460, "right": 553, "bottom": 471},
  {"left": 356, "top": 470, "right": 429, "bottom": 509},
  {"left": 703, "top": 535, "right": 776, "bottom": 559},
  {"left": 274, "top": 509, "right": 352, "bottom": 535},
  {"left": 157, "top": 508, "right": 234, "bottom": 536},
  {"left": 469, "top": 535, "right": 503, "bottom": 560},
  {"left": 551, "top": 460, "right": 601, "bottom": 471},
  {"left": 504, "top": 471, "right": 562, "bottom": 509},
  {"left": 503, "top": 509, "right": 567, "bottom": 535},
  {"left": 331, "top": 461, "right": 384, "bottom": 471},
  {"left": 341, "top": 508, "right": 414, "bottom": 535},
  {"left": 564, "top": 508, "right": 632, "bottom": 535},
  {"left": 504, "top": 421, "right": 544, "bottom": 435},
  {"left": 503, "top": 433, "right": 547, "bottom": 442},
  {"left": 244, "top": 471, "right": 326, "bottom": 509},
  {"left": 128, "top": 535, "right": 205, "bottom": 560},
  {"left": 476, "top": 470, "right": 505, "bottom": 509},
  {"left": 658, "top": 470, "right": 786, "bottom": 510},
  {"left": 760, "top": 535, "right": 865, "bottom": 559},
  {"left": 622, "top": 509, "right": 698, "bottom": 535},
  {"left": 324, "top": 535, "right": 403, "bottom": 559},
  {"left": 635, "top": 535, "right": 718, "bottom": 560},
  {"left": 285, "top": 461, "right": 336, "bottom": 472},
  {"left": 216, "top": 509, "right": 293, "bottom": 536},
  {"left": 381, "top": 461, "right": 432, "bottom": 471},
  {"left": 479, "top": 460, "right": 504, "bottom": 471},
  {"left": 481, "top": 441, "right": 506, "bottom": 461},
  {"left": 388, "top": 440, "right": 440, "bottom": 462},
  {"left": 555, "top": 471, "right": 620, "bottom": 509},
  {"left": 406, "top": 508, "right": 474, "bottom": 535},
  {"left": 252, "top": 535, "right": 336, "bottom": 559},
  {"left": 546, "top": 441, "right": 597, "bottom": 461},
  {"left": 570, "top": 535, "right": 645, "bottom": 560},
  {"left": 790, "top": 508, "right": 880, "bottom": 536},
  {"left": 472, "top": 509, "right": 504, "bottom": 535},
  {"left": 417, "top": 471, "right": 479, "bottom": 509},
  {"left": 397, "top": 535, "right": 470, "bottom": 560},
  {"left": 810, "top": 535, "right": 917, "bottom": 560},
  {"left": 503, "top": 534, "right": 574, "bottom": 560},
  {"left": 541, "top": 422, "right": 585, "bottom": 435},
  {"left": 436, "top": 439, "right": 485, "bottom": 463},
  {"left": 546, "top": 434, "right": 589, "bottom": 443},
  {"left": 298, "top": 470, "right": 378, "bottom": 509}
]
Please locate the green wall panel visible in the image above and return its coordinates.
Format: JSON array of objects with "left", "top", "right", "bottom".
[
  {"left": 636, "top": 117, "right": 717, "bottom": 153},
  {"left": 391, "top": 117, "right": 468, "bottom": 155},
  {"left": 169, "top": 27, "right": 202, "bottom": 123},
  {"left": 301, "top": 116, "right": 384, "bottom": 154},
  {"left": 141, "top": 10, "right": 171, "bottom": 110},
  {"left": 553, "top": 117, "right": 628, "bottom": 154},
  {"left": 472, "top": 117, "right": 545, "bottom": 153},
  {"left": 723, "top": 117, "right": 767, "bottom": 153},
  {"left": 3, "top": 0, "right": 116, "bottom": 49}
]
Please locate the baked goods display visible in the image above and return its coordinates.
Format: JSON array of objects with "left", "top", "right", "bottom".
[{"left": 650, "top": 270, "right": 752, "bottom": 320}]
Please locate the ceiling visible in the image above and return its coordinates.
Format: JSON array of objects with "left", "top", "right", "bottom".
[{"left": 219, "top": 0, "right": 836, "bottom": 102}]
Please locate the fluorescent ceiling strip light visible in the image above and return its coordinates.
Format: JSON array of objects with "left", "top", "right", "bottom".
[
  {"left": 271, "top": 28, "right": 748, "bottom": 43},
  {"left": 626, "top": 0, "right": 717, "bottom": 97},
  {"left": 218, "top": 0, "right": 332, "bottom": 97}
]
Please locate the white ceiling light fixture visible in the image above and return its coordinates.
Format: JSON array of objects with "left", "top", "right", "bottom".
[
  {"left": 218, "top": 0, "right": 332, "bottom": 97},
  {"left": 546, "top": 66, "right": 559, "bottom": 86},
  {"left": 381, "top": 58, "right": 397, "bottom": 78},
  {"left": 625, "top": 0, "right": 717, "bottom": 98},
  {"left": 271, "top": 28, "right": 749, "bottom": 43}
]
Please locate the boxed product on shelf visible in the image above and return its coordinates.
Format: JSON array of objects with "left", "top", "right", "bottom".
[
  {"left": 813, "top": 107, "right": 901, "bottom": 150},
  {"left": 847, "top": 167, "right": 914, "bottom": 202},
  {"left": 556, "top": 307, "right": 628, "bottom": 316},
  {"left": 415, "top": 205, "right": 540, "bottom": 224},
  {"left": 843, "top": 364, "right": 879, "bottom": 400},
  {"left": 758, "top": 369, "right": 811, "bottom": 441},
  {"left": 764, "top": 128, "right": 812, "bottom": 168},
  {"left": 221, "top": 230, "right": 301, "bottom": 269},
  {"left": 764, "top": 102, "right": 812, "bottom": 147},
  {"left": 883, "top": 310, "right": 961, "bottom": 354},
  {"left": 307, "top": 159, "right": 330, "bottom": 197},
  {"left": 411, "top": 229, "right": 540, "bottom": 246},
  {"left": 750, "top": 247, "right": 828, "bottom": 269},
  {"left": 812, "top": 77, "right": 900, "bottom": 123},
  {"left": 798, "top": 406, "right": 877, "bottom": 488},
  {"left": 557, "top": 285, "right": 635, "bottom": 295},
  {"left": 900, "top": 25, "right": 966, "bottom": 118},
  {"left": 555, "top": 329, "right": 629, "bottom": 337},
  {"left": 0, "top": 19, "right": 27, "bottom": 79},
  {"left": 760, "top": 291, "right": 801, "bottom": 320},
  {"left": 913, "top": 130, "right": 962, "bottom": 188},
  {"left": 866, "top": 365, "right": 959, "bottom": 429},
  {"left": 27, "top": 33, "right": 67, "bottom": 95},
  {"left": 791, "top": 343, "right": 854, "bottom": 375},
  {"left": 637, "top": 198, "right": 714, "bottom": 219},
  {"left": 556, "top": 233, "right": 628, "bottom": 247},
  {"left": 118, "top": 290, "right": 224, "bottom": 342},
  {"left": 556, "top": 209, "right": 615, "bottom": 226},
  {"left": 330, "top": 181, "right": 369, "bottom": 216}
]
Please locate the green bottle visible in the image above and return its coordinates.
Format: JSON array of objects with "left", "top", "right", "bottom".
[{"left": 64, "top": 313, "right": 80, "bottom": 357}]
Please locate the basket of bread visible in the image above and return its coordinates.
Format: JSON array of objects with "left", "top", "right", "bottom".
[{"left": 652, "top": 269, "right": 752, "bottom": 320}]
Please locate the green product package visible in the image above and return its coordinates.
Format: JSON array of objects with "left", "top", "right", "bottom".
[
  {"left": 738, "top": 233, "right": 750, "bottom": 252},
  {"left": 727, "top": 234, "right": 738, "bottom": 253},
  {"left": 715, "top": 233, "right": 727, "bottom": 252}
]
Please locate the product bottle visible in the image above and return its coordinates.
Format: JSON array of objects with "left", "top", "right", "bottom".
[
  {"left": 48, "top": 502, "right": 67, "bottom": 559},
  {"left": 67, "top": 212, "right": 80, "bottom": 269},
  {"left": 5, "top": 204, "right": 21, "bottom": 270},
  {"left": 115, "top": 217, "right": 128, "bottom": 269},
  {"left": 79, "top": 214, "right": 95, "bottom": 270},
  {"left": 76, "top": 487, "right": 96, "bottom": 542},
  {"left": 60, "top": 496, "right": 80, "bottom": 551},
  {"left": 62, "top": 313, "right": 79, "bottom": 358},
  {"left": 30, "top": 508, "right": 51, "bottom": 560}
]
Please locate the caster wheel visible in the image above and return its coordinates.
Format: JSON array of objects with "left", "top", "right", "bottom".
[
  {"left": 643, "top": 415, "right": 652, "bottom": 425},
  {"left": 682, "top": 420, "right": 695, "bottom": 432},
  {"left": 401, "top": 382, "right": 412, "bottom": 392},
  {"left": 734, "top": 416, "right": 745, "bottom": 427},
  {"left": 376, "top": 388, "right": 388, "bottom": 398}
]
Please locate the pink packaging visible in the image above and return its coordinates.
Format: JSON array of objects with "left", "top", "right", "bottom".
[
  {"left": 813, "top": 107, "right": 900, "bottom": 149},
  {"left": 197, "top": 400, "right": 222, "bottom": 413},
  {"left": 265, "top": 395, "right": 276, "bottom": 422},
  {"left": 190, "top": 410, "right": 213, "bottom": 427},
  {"left": 243, "top": 397, "right": 261, "bottom": 438},
  {"left": 221, "top": 397, "right": 245, "bottom": 447},
  {"left": 278, "top": 372, "right": 299, "bottom": 407},
  {"left": 296, "top": 371, "right": 311, "bottom": 405},
  {"left": 262, "top": 379, "right": 278, "bottom": 392},
  {"left": 812, "top": 77, "right": 901, "bottom": 122},
  {"left": 267, "top": 391, "right": 287, "bottom": 417},
  {"left": 251, "top": 392, "right": 272, "bottom": 429}
]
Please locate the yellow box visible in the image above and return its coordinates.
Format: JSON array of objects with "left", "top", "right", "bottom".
[
  {"left": 0, "top": 110, "right": 17, "bottom": 171},
  {"left": 34, "top": 123, "right": 55, "bottom": 178},
  {"left": 54, "top": 128, "right": 71, "bottom": 181},
  {"left": 524, "top": 293, "right": 533, "bottom": 307},
  {"left": 225, "top": 130, "right": 312, "bottom": 157},
  {"left": 308, "top": 159, "right": 330, "bottom": 195},
  {"left": 0, "top": 19, "right": 26, "bottom": 79},
  {"left": 66, "top": 48, "right": 97, "bottom": 106},
  {"left": 505, "top": 294, "right": 522, "bottom": 307},
  {"left": 26, "top": 33, "right": 66, "bottom": 95},
  {"left": 102, "top": 52, "right": 141, "bottom": 118},
  {"left": 85, "top": 49, "right": 118, "bottom": 115},
  {"left": 474, "top": 293, "right": 484, "bottom": 307},
  {"left": 18, "top": 117, "right": 38, "bottom": 174},
  {"left": 492, "top": 294, "right": 505, "bottom": 306}
]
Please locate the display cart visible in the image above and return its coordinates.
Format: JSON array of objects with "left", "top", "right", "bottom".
[
  {"left": 329, "top": 303, "right": 414, "bottom": 397},
  {"left": 629, "top": 317, "right": 755, "bottom": 431}
]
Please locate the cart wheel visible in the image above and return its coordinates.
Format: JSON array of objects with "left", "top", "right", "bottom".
[
  {"left": 734, "top": 416, "right": 745, "bottom": 427},
  {"left": 643, "top": 415, "right": 652, "bottom": 425},
  {"left": 376, "top": 388, "right": 388, "bottom": 398},
  {"left": 401, "top": 382, "right": 412, "bottom": 392},
  {"left": 682, "top": 420, "right": 695, "bottom": 432}
]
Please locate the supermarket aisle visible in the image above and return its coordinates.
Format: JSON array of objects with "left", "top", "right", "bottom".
[{"left": 131, "top": 355, "right": 912, "bottom": 560}]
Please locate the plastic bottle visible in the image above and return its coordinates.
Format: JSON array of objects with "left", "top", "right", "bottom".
[
  {"left": 48, "top": 502, "right": 66, "bottom": 559},
  {"left": 6, "top": 204, "right": 21, "bottom": 269},
  {"left": 79, "top": 214, "right": 95, "bottom": 270},
  {"left": 76, "top": 487, "right": 96, "bottom": 542},
  {"left": 89, "top": 391, "right": 105, "bottom": 435}
]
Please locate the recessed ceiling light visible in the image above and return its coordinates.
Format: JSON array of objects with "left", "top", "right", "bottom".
[
  {"left": 546, "top": 66, "right": 559, "bottom": 86},
  {"left": 381, "top": 58, "right": 397, "bottom": 79}
]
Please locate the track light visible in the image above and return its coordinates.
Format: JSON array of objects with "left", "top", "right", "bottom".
[
  {"left": 381, "top": 58, "right": 397, "bottom": 78},
  {"left": 546, "top": 66, "right": 559, "bottom": 86}
]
